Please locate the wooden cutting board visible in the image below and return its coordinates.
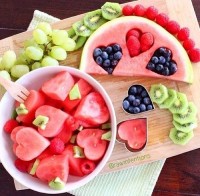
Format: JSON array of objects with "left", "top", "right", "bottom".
[{"left": 0, "top": 0, "right": 200, "bottom": 174}]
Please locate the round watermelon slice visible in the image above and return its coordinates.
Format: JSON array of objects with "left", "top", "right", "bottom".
[{"left": 80, "top": 16, "right": 193, "bottom": 83}]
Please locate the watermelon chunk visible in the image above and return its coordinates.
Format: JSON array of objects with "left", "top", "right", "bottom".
[
  {"left": 41, "top": 71, "right": 75, "bottom": 101},
  {"left": 80, "top": 16, "right": 193, "bottom": 83},
  {"left": 63, "top": 78, "right": 93, "bottom": 112},
  {"left": 36, "top": 154, "right": 69, "bottom": 183},
  {"left": 35, "top": 105, "right": 69, "bottom": 137}
]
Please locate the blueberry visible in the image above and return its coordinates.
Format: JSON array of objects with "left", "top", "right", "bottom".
[
  {"left": 156, "top": 64, "right": 164, "bottom": 72},
  {"left": 163, "top": 48, "right": 172, "bottom": 58},
  {"left": 103, "top": 59, "right": 111, "bottom": 67},
  {"left": 132, "top": 99, "right": 140, "bottom": 106},
  {"left": 128, "top": 106, "right": 135, "bottom": 114},
  {"left": 151, "top": 56, "right": 159, "bottom": 64},
  {"left": 105, "top": 46, "right": 113, "bottom": 54},
  {"left": 128, "top": 86, "right": 137, "bottom": 95},
  {"left": 141, "top": 90, "right": 148, "bottom": 98},
  {"left": 137, "top": 86, "right": 143, "bottom": 94},
  {"left": 128, "top": 95, "right": 135, "bottom": 102},
  {"left": 111, "top": 60, "right": 118, "bottom": 67},
  {"left": 147, "top": 62, "right": 155, "bottom": 71},
  {"left": 133, "top": 107, "right": 140, "bottom": 114},
  {"left": 159, "top": 56, "right": 166, "bottom": 64},
  {"left": 165, "top": 56, "right": 171, "bottom": 62},
  {"left": 100, "top": 47, "right": 106, "bottom": 51},
  {"left": 95, "top": 56, "right": 103, "bottom": 65},
  {"left": 101, "top": 51, "right": 108, "bottom": 60},
  {"left": 139, "top": 104, "right": 146, "bottom": 112},
  {"left": 158, "top": 47, "right": 167, "bottom": 55},
  {"left": 169, "top": 61, "right": 178, "bottom": 74},
  {"left": 123, "top": 99, "right": 130, "bottom": 110},
  {"left": 164, "top": 62, "right": 170, "bottom": 67},
  {"left": 114, "top": 51, "right": 122, "bottom": 60},
  {"left": 135, "top": 95, "right": 142, "bottom": 101},
  {"left": 162, "top": 67, "right": 170, "bottom": 76},
  {"left": 109, "top": 54, "right": 114, "bottom": 60},
  {"left": 93, "top": 48, "right": 102, "bottom": 57},
  {"left": 143, "top": 97, "right": 151, "bottom": 105},
  {"left": 106, "top": 67, "right": 114, "bottom": 74},
  {"left": 112, "top": 44, "right": 121, "bottom": 52},
  {"left": 147, "top": 104, "right": 153, "bottom": 110}
]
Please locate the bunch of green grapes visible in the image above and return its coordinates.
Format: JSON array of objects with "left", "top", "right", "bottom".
[{"left": 0, "top": 22, "right": 76, "bottom": 81}]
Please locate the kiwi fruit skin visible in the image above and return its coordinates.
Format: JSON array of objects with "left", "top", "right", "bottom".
[
  {"left": 101, "top": 2, "right": 122, "bottom": 20},
  {"left": 159, "top": 89, "right": 177, "bottom": 109},
  {"left": 84, "top": 9, "right": 107, "bottom": 30},
  {"left": 150, "top": 84, "right": 168, "bottom": 104},
  {"left": 169, "top": 92, "right": 188, "bottom": 114},
  {"left": 173, "top": 120, "right": 197, "bottom": 133},
  {"left": 169, "top": 127, "right": 194, "bottom": 145},
  {"left": 72, "top": 21, "right": 92, "bottom": 37}
]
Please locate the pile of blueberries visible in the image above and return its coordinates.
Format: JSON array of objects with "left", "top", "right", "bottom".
[
  {"left": 123, "top": 85, "right": 154, "bottom": 114},
  {"left": 93, "top": 44, "right": 123, "bottom": 74},
  {"left": 146, "top": 47, "right": 178, "bottom": 76}
]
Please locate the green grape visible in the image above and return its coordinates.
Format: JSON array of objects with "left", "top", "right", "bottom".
[
  {"left": 11, "top": 65, "right": 30, "bottom": 78},
  {"left": 33, "top": 29, "right": 48, "bottom": 44},
  {"left": 0, "top": 70, "right": 11, "bottom": 80},
  {"left": 0, "top": 57, "right": 4, "bottom": 70},
  {"left": 41, "top": 56, "right": 59, "bottom": 67},
  {"left": 61, "top": 37, "right": 76, "bottom": 51},
  {"left": 25, "top": 46, "right": 43, "bottom": 61},
  {"left": 32, "top": 62, "right": 41, "bottom": 70},
  {"left": 50, "top": 46, "right": 67, "bottom": 61},
  {"left": 1, "top": 50, "right": 16, "bottom": 70},
  {"left": 37, "top": 22, "right": 52, "bottom": 36},
  {"left": 24, "top": 38, "right": 38, "bottom": 48},
  {"left": 15, "top": 51, "right": 32, "bottom": 65},
  {"left": 52, "top": 30, "right": 68, "bottom": 46}
]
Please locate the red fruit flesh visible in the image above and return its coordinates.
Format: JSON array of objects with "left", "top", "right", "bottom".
[
  {"left": 156, "top": 13, "right": 169, "bottom": 27},
  {"left": 10, "top": 126, "right": 25, "bottom": 142},
  {"left": 42, "top": 71, "right": 75, "bottom": 101},
  {"left": 37, "top": 148, "right": 53, "bottom": 160},
  {"left": 77, "top": 129, "right": 108, "bottom": 161},
  {"left": 81, "top": 160, "right": 96, "bottom": 175},
  {"left": 133, "top": 4, "right": 146, "bottom": 16},
  {"left": 126, "top": 29, "right": 141, "bottom": 40},
  {"left": 122, "top": 5, "right": 134, "bottom": 16},
  {"left": 177, "top": 27, "right": 190, "bottom": 41},
  {"left": 183, "top": 39, "right": 195, "bottom": 51},
  {"left": 145, "top": 6, "right": 158, "bottom": 20},
  {"left": 4, "top": 119, "right": 19, "bottom": 134},
  {"left": 166, "top": 20, "right": 180, "bottom": 34},
  {"left": 117, "top": 118, "right": 147, "bottom": 151},
  {"left": 140, "top": 32, "right": 154, "bottom": 52},
  {"left": 74, "top": 92, "right": 109, "bottom": 126},
  {"left": 188, "top": 48, "right": 200, "bottom": 63},
  {"left": 49, "top": 138, "right": 65, "bottom": 154},
  {"left": 127, "top": 36, "right": 141, "bottom": 57},
  {"left": 15, "top": 158, "right": 32, "bottom": 173}
]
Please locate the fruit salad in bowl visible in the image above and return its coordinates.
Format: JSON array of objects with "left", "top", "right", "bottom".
[{"left": 0, "top": 66, "right": 116, "bottom": 194}]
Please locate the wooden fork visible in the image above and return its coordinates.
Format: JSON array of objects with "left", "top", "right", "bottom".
[{"left": 0, "top": 76, "right": 30, "bottom": 103}]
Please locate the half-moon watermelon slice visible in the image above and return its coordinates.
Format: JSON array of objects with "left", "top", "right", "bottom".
[{"left": 80, "top": 16, "right": 193, "bottom": 83}]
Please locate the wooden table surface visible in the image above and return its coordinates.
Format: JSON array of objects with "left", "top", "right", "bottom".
[{"left": 1, "top": 0, "right": 200, "bottom": 195}]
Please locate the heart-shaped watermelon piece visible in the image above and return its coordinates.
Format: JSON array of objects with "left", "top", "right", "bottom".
[
  {"left": 117, "top": 118, "right": 147, "bottom": 152},
  {"left": 15, "top": 127, "right": 50, "bottom": 161}
]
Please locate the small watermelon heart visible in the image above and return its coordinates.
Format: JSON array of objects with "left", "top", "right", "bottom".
[
  {"left": 15, "top": 127, "right": 50, "bottom": 161},
  {"left": 117, "top": 118, "right": 147, "bottom": 152},
  {"left": 122, "top": 84, "right": 154, "bottom": 114}
]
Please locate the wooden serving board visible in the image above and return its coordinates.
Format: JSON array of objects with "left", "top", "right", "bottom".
[{"left": 1, "top": 0, "right": 200, "bottom": 174}]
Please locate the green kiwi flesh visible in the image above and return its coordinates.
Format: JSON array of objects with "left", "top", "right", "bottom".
[
  {"left": 169, "top": 127, "right": 194, "bottom": 145},
  {"left": 150, "top": 84, "right": 168, "bottom": 104},
  {"left": 72, "top": 20, "right": 92, "bottom": 37},
  {"left": 173, "top": 120, "right": 197, "bottom": 133},
  {"left": 101, "top": 2, "right": 122, "bottom": 20},
  {"left": 159, "top": 89, "right": 177, "bottom": 109}
]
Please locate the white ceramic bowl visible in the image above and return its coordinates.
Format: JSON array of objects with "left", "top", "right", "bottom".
[{"left": 0, "top": 66, "right": 116, "bottom": 194}]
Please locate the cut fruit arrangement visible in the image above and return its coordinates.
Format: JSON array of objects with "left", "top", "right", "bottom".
[{"left": 3, "top": 71, "right": 112, "bottom": 190}]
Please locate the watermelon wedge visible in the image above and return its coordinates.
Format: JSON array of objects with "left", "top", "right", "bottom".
[{"left": 80, "top": 16, "right": 193, "bottom": 83}]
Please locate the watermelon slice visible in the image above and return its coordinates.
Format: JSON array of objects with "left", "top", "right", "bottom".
[
  {"left": 35, "top": 105, "right": 69, "bottom": 137},
  {"left": 10, "top": 126, "right": 25, "bottom": 142},
  {"left": 63, "top": 78, "right": 93, "bottom": 112},
  {"left": 41, "top": 71, "right": 75, "bottom": 101},
  {"left": 36, "top": 154, "right": 69, "bottom": 183},
  {"left": 80, "top": 16, "right": 193, "bottom": 83}
]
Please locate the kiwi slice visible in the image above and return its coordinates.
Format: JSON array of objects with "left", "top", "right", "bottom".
[
  {"left": 16, "top": 103, "right": 28, "bottom": 115},
  {"left": 173, "top": 120, "right": 197, "bottom": 133},
  {"left": 101, "top": 2, "right": 122, "bottom": 20},
  {"left": 150, "top": 84, "right": 168, "bottom": 104},
  {"left": 173, "top": 102, "right": 197, "bottom": 124},
  {"left": 72, "top": 20, "right": 92, "bottom": 37},
  {"left": 33, "top": 115, "right": 49, "bottom": 130},
  {"left": 169, "top": 127, "right": 194, "bottom": 145},
  {"left": 169, "top": 92, "right": 188, "bottom": 114},
  {"left": 159, "top": 89, "right": 177, "bottom": 109},
  {"left": 84, "top": 9, "right": 107, "bottom": 30}
]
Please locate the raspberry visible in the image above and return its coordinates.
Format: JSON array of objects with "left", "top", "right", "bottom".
[
  {"left": 3, "top": 119, "right": 19, "bottom": 134},
  {"left": 156, "top": 13, "right": 169, "bottom": 27},
  {"left": 166, "top": 20, "right": 180, "bottom": 34},
  {"left": 126, "top": 29, "right": 141, "bottom": 40},
  {"left": 145, "top": 6, "right": 158, "bottom": 20},
  {"left": 15, "top": 158, "right": 30, "bottom": 172},
  {"left": 81, "top": 160, "right": 96, "bottom": 175},
  {"left": 133, "top": 4, "right": 146, "bottom": 16},
  {"left": 127, "top": 36, "right": 141, "bottom": 57},
  {"left": 140, "top": 33, "right": 154, "bottom": 46},
  {"left": 49, "top": 138, "right": 65, "bottom": 154},
  {"left": 188, "top": 48, "right": 200, "bottom": 63},
  {"left": 177, "top": 27, "right": 190, "bottom": 41},
  {"left": 122, "top": 5, "right": 134, "bottom": 16},
  {"left": 183, "top": 39, "right": 195, "bottom": 51}
]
